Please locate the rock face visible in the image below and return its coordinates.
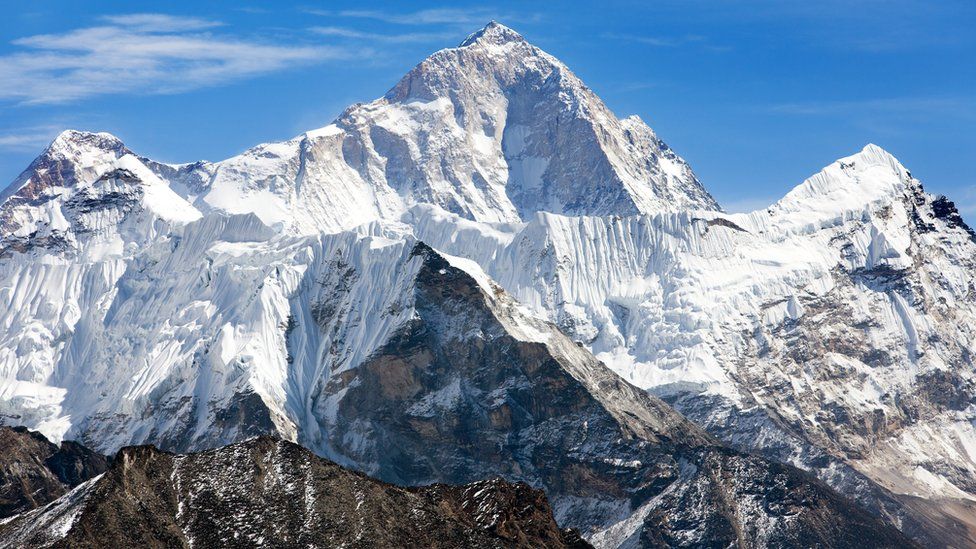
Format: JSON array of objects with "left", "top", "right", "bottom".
[
  {"left": 0, "top": 436, "right": 590, "bottom": 548},
  {"left": 0, "top": 426, "right": 108, "bottom": 518},
  {"left": 304, "top": 243, "right": 913, "bottom": 547},
  {"left": 410, "top": 144, "right": 976, "bottom": 546},
  {"left": 0, "top": 234, "right": 915, "bottom": 546},
  {"left": 0, "top": 20, "right": 971, "bottom": 547}
]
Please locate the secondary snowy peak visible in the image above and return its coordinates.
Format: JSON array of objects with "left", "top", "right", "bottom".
[
  {"left": 1, "top": 130, "right": 126, "bottom": 206},
  {"left": 756, "top": 144, "right": 914, "bottom": 233},
  {"left": 0, "top": 133, "right": 202, "bottom": 260}
]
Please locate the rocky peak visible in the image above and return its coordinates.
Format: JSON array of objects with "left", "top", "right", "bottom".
[
  {"left": 458, "top": 21, "right": 526, "bottom": 48},
  {"left": 1, "top": 130, "right": 129, "bottom": 205},
  {"left": 0, "top": 426, "right": 109, "bottom": 518},
  {"left": 356, "top": 22, "right": 720, "bottom": 222},
  {"left": 47, "top": 130, "right": 125, "bottom": 158},
  {"left": 382, "top": 21, "right": 556, "bottom": 105}
]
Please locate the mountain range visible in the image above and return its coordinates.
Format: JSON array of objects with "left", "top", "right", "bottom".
[{"left": 1, "top": 21, "right": 974, "bottom": 547}]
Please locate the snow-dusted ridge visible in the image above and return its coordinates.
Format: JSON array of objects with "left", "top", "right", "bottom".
[{"left": 1, "top": 20, "right": 975, "bottom": 547}]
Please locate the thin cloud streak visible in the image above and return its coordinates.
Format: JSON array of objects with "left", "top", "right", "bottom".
[
  {"left": 603, "top": 32, "right": 731, "bottom": 52},
  {"left": 307, "top": 7, "right": 540, "bottom": 26},
  {"left": 310, "top": 26, "right": 457, "bottom": 44},
  {"left": 98, "top": 13, "right": 223, "bottom": 32},
  {"left": 0, "top": 13, "right": 359, "bottom": 105},
  {"left": 768, "top": 97, "right": 976, "bottom": 119},
  {"left": 0, "top": 125, "right": 64, "bottom": 152}
]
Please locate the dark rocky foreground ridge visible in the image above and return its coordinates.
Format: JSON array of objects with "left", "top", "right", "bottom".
[
  {"left": 0, "top": 426, "right": 109, "bottom": 518},
  {"left": 0, "top": 434, "right": 590, "bottom": 548},
  {"left": 0, "top": 428, "right": 917, "bottom": 549}
]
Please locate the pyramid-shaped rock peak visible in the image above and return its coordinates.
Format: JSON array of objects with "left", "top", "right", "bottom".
[{"left": 458, "top": 20, "right": 526, "bottom": 47}]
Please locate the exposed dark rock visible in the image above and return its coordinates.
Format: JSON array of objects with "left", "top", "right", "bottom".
[
  {"left": 692, "top": 216, "right": 748, "bottom": 233},
  {"left": 0, "top": 437, "right": 590, "bottom": 549},
  {"left": 0, "top": 426, "right": 109, "bottom": 518},
  {"left": 309, "top": 242, "right": 916, "bottom": 547},
  {"left": 930, "top": 195, "right": 976, "bottom": 241},
  {"left": 915, "top": 369, "right": 976, "bottom": 411}
]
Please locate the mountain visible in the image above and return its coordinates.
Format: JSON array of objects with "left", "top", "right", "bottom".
[
  {"left": 411, "top": 143, "right": 976, "bottom": 544},
  {"left": 287, "top": 239, "right": 918, "bottom": 546},
  {"left": 0, "top": 20, "right": 971, "bottom": 546},
  {"left": 0, "top": 426, "right": 108, "bottom": 518},
  {"left": 0, "top": 214, "right": 914, "bottom": 545},
  {"left": 0, "top": 436, "right": 590, "bottom": 548},
  {"left": 0, "top": 22, "right": 715, "bottom": 239}
]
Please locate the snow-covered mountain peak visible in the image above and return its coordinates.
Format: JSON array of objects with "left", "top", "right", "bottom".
[
  {"left": 457, "top": 20, "right": 524, "bottom": 48},
  {"left": 774, "top": 143, "right": 909, "bottom": 209},
  {"left": 746, "top": 143, "right": 917, "bottom": 238},
  {"left": 47, "top": 130, "right": 124, "bottom": 157},
  {"left": 1, "top": 130, "right": 128, "bottom": 205},
  {"left": 1, "top": 23, "right": 719, "bottom": 239},
  {"left": 0, "top": 128, "right": 203, "bottom": 253},
  {"left": 357, "top": 22, "right": 719, "bottom": 223},
  {"left": 382, "top": 21, "right": 564, "bottom": 105}
]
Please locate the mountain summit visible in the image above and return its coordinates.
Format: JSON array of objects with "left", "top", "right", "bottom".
[
  {"left": 458, "top": 20, "right": 525, "bottom": 47},
  {"left": 1, "top": 20, "right": 717, "bottom": 237}
]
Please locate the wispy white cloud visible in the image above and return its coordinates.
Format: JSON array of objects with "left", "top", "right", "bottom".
[
  {"left": 768, "top": 97, "right": 976, "bottom": 119},
  {"left": 307, "top": 7, "right": 539, "bottom": 26},
  {"left": 0, "top": 125, "right": 64, "bottom": 152},
  {"left": 603, "top": 32, "right": 730, "bottom": 52},
  {"left": 310, "top": 26, "right": 457, "bottom": 44},
  {"left": 0, "top": 13, "right": 357, "bottom": 105},
  {"left": 98, "top": 13, "right": 222, "bottom": 32}
]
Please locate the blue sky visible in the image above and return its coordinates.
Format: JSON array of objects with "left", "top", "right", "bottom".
[{"left": 0, "top": 1, "right": 973, "bottom": 214}]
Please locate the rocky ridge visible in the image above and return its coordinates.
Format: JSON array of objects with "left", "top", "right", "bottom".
[
  {"left": 0, "top": 426, "right": 108, "bottom": 518},
  {"left": 0, "top": 435, "right": 590, "bottom": 548}
]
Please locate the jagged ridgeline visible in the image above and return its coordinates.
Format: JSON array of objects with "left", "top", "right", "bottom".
[
  {"left": 0, "top": 429, "right": 590, "bottom": 548},
  {"left": 1, "top": 21, "right": 974, "bottom": 548}
]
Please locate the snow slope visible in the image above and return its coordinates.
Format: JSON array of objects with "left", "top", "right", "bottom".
[{"left": 412, "top": 143, "right": 976, "bottom": 543}]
